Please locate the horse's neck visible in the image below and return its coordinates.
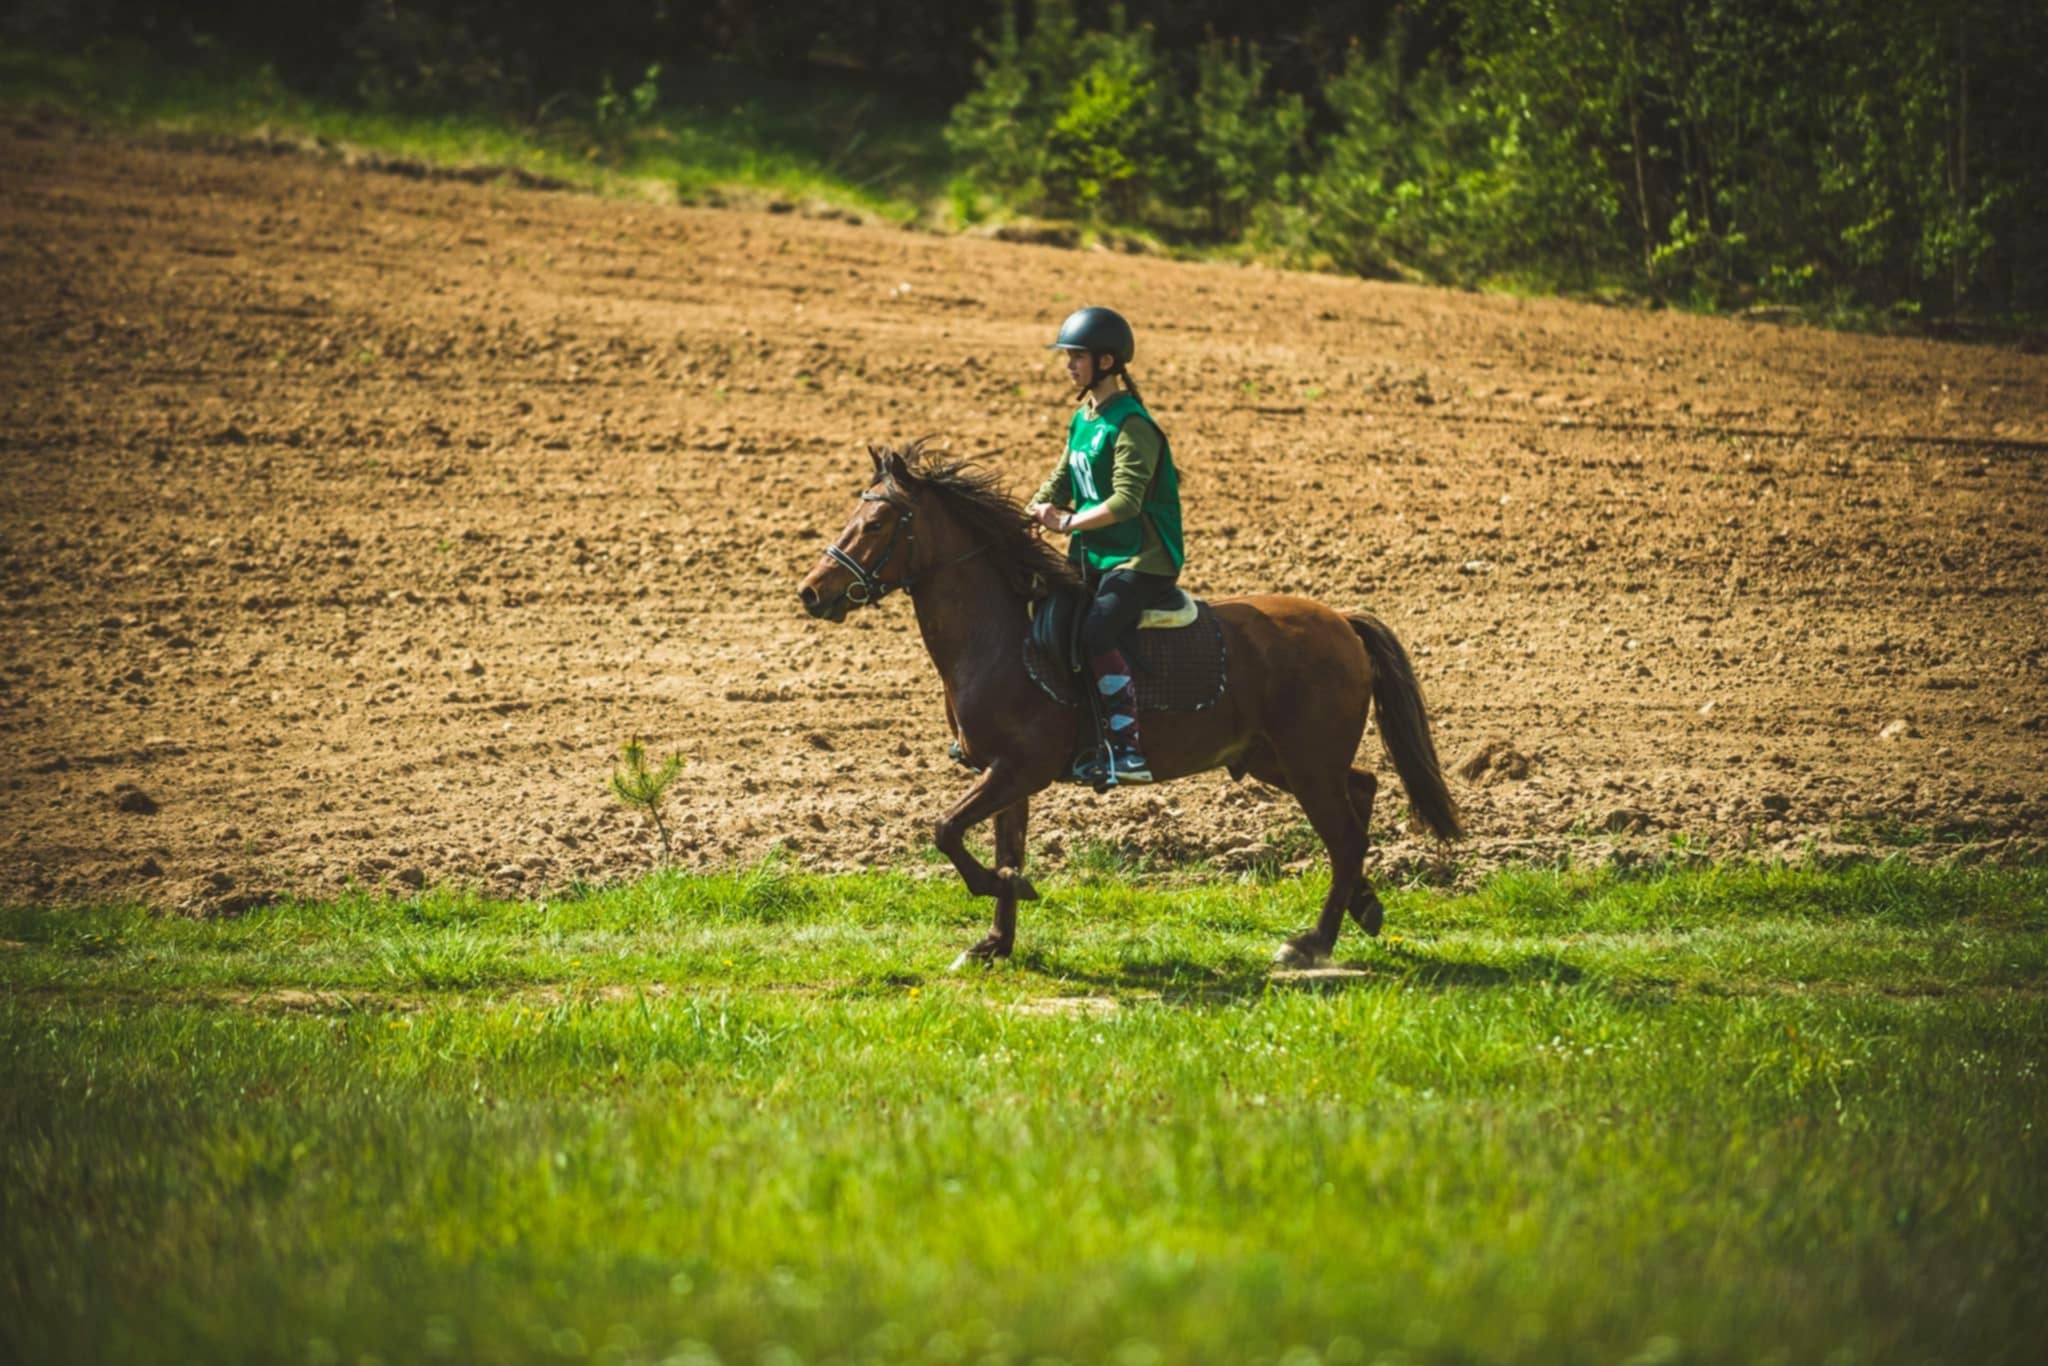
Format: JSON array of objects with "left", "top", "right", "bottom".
[{"left": 908, "top": 514, "right": 1025, "bottom": 684}]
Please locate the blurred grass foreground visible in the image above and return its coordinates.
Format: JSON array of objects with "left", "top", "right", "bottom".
[{"left": 3, "top": 859, "right": 2044, "bottom": 1363}]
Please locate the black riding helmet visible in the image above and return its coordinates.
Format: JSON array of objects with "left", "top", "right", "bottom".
[{"left": 1047, "top": 306, "right": 1135, "bottom": 366}]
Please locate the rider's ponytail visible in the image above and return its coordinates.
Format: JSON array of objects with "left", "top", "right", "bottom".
[{"left": 1120, "top": 368, "right": 1144, "bottom": 406}]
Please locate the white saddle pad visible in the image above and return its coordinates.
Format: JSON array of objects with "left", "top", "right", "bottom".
[{"left": 1139, "top": 588, "right": 1199, "bottom": 630}]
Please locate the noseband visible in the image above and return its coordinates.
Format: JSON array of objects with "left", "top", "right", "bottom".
[{"left": 822, "top": 491, "right": 918, "bottom": 606}]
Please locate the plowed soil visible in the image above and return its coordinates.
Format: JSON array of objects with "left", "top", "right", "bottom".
[{"left": 4, "top": 124, "right": 2045, "bottom": 911}]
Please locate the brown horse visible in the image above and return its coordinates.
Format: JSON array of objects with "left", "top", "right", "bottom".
[{"left": 797, "top": 443, "right": 1462, "bottom": 968}]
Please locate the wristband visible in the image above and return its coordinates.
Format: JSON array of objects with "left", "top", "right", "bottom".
[{"left": 1060, "top": 513, "right": 1073, "bottom": 533}]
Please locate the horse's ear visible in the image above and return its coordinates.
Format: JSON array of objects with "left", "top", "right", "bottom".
[
  {"left": 867, "top": 446, "right": 884, "bottom": 478},
  {"left": 883, "top": 448, "right": 913, "bottom": 485}
]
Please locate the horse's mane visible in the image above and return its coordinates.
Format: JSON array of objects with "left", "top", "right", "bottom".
[{"left": 878, "top": 439, "right": 1081, "bottom": 601}]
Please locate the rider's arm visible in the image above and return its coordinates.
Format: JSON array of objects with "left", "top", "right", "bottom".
[
  {"left": 1096, "top": 421, "right": 1162, "bottom": 525},
  {"left": 1028, "top": 459, "right": 1073, "bottom": 511}
]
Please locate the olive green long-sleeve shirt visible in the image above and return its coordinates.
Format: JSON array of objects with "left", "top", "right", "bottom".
[{"left": 1030, "top": 402, "right": 1178, "bottom": 576}]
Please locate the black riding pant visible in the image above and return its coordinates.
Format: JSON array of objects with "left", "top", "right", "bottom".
[{"left": 1080, "top": 568, "right": 1179, "bottom": 659}]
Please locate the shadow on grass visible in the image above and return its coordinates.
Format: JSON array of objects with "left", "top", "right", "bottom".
[{"left": 1011, "top": 941, "right": 1588, "bottom": 1005}]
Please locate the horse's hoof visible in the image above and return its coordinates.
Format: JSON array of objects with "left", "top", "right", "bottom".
[
  {"left": 951, "top": 937, "right": 1013, "bottom": 972},
  {"left": 999, "top": 868, "right": 1039, "bottom": 902},
  {"left": 1349, "top": 890, "right": 1385, "bottom": 937},
  {"left": 1273, "top": 936, "right": 1330, "bottom": 969}
]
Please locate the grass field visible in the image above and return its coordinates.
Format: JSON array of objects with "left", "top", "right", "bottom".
[
  {"left": 4, "top": 859, "right": 2044, "bottom": 1364},
  {"left": 0, "top": 43, "right": 953, "bottom": 223}
]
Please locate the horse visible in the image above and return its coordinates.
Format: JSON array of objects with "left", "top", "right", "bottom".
[{"left": 796, "top": 442, "right": 1463, "bottom": 969}]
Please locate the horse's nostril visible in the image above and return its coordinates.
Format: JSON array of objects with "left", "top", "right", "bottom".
[{"left": 799, "top": 586, "right": 818, "bottom": 608}]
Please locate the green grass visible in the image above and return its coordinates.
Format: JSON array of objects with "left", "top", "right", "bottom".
[
  {"left": 4, "top": 860, "right": 2045, "bottom": 1364},
  {"left": 0, "top": 43, "right": 954, "bottom": 223}
]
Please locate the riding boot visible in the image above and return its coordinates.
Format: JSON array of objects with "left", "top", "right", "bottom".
[{"left": 1084, "top": 647, "right": 1153, "bottom": 784}]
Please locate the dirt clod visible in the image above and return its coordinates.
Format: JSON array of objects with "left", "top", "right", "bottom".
[
  {"left": 1457, "top": 742, "right": 1534, "bottom": 785},
  {"left": 112, "top": 785, "right": 159, "bottom": 815},
  {"left": 1604, "top": 808, "right": 1654, "bottom": 835}
]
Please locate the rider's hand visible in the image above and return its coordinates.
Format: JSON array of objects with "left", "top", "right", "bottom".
[{"left": 1026, "top": 502, "right": 1061, "bottom": 531}]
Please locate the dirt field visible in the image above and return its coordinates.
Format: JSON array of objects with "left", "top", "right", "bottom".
[{"left": 3, "top": 123, "right": 2045, "bottom": 911}]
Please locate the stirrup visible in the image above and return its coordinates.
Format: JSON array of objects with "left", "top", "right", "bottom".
[
  {"left": 1069, "top": 748, "right": 1115, "bottom": 790},
  {"left": 1073, "top": 746, "right": 1154, "bottom": 787}
]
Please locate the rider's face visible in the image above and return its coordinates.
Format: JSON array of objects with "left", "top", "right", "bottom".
[{"left": 1063, "top": 348, "right": 1098, "bottom": 388}]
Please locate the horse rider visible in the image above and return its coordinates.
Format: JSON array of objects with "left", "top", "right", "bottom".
[{"left": 1026, "top": 305, "right": 1185, "bottom": 786}]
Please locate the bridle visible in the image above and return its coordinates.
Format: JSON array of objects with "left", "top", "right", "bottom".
[
  {"left": 816, "top": 487, "right": 994, "bottom": 611},
  {"left": 822, "top": 490, "right": 917, "bottom": 607}
]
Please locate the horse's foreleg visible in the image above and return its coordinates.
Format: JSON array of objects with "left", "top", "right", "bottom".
[
  {"left": 956, "top": 799, "right": 1029, "bottom": 967},
  {"left": 993, "top": 798, "right": 1029, "bottom": 927},
  {"left": 934, "top": 764, "right": 1041, "bottom": 905}
]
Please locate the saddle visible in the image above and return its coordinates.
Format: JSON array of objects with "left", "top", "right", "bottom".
[{"left": 1023, "top": 585, "right": 1227, "bottom": 713}]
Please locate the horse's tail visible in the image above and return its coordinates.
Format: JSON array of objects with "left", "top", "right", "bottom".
[{"left": 1350, "top": 611, "right": 1464, "bottom": 840}]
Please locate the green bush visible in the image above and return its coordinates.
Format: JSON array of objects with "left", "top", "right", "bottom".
[
  {"left": 946, "top": 1, "right": 1306, "bottom": 241},
  {"left": 344, "top": 0, "right": 524, "bottom": 114},
  {"left": 1452, "top": 0, "right": 2045, "bottom": 310},
  {"left": 1188, "top": 39, "right": 1307, "bottom": 241},
  {"left": 1302, "top": 36, "right": 1515, "bottom": 283},
  {"left": 1044, "top": 28, "right": 1162, "bottom": 220},
  {"left": 946, "top": 0, "right": 1174, "bottom": 227},
  {"left": 940, "top": 0, "right": 2047, "bottom": 316}
]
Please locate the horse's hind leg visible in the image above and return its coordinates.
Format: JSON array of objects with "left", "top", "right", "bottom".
[
  {"left": 1253, "top": 757, "right": 1369, "bottom": 968},
  {"left": 1347, "top": 767, "right": 1379, "bottom": 848},
  {"left": 1346, "top": 767, "right": 1384, "bottom": 936}
]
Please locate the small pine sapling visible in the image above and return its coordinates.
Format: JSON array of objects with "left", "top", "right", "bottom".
[{"left": 610, "top": 736, "right": 685, "bottom": 864}]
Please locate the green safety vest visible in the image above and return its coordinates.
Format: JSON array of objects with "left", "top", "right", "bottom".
[{"left": 1064, "top": 393, "right": 1184, "bottom": 573}]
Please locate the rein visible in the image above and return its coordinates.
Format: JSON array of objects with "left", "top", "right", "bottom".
[{"left": 819, "top": 490, "right": 992, "bottom": 609}]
